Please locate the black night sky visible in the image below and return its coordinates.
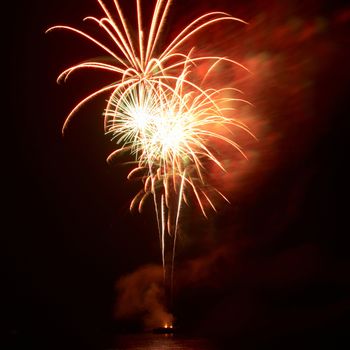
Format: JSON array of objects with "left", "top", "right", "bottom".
[{"left": 7, "top": 0, "right": 350, "bottom": 349}]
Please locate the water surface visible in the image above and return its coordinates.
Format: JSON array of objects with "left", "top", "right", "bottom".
[{"left": 112, "top": 333, "right": 215, "bottom": 350}]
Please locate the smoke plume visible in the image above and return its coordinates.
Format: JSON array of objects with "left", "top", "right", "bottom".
[{"left": 114, "top": 265, "right": 173, "bottom": 329}]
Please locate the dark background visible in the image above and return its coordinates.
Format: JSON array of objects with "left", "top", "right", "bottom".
[{"left": 7, "top": 0, "right": 350, "bottom": 348}]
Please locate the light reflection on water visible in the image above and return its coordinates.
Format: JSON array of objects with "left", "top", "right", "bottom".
[{"left": 112, "top": 333, "right": 215, "bottom": 350}]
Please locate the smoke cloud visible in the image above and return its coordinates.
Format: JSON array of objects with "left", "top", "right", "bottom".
[{"left": 114, "top": 265, "right": 174, "bottom": 329}]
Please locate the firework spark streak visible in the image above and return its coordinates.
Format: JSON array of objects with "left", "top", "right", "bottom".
[{"left": 47, "top": 0, "right": 254, "bottom": 309}]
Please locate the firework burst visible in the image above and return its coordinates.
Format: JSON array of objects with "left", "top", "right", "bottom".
[{"left": 48, "top": 0, "right": 254, "bottom": 307}]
